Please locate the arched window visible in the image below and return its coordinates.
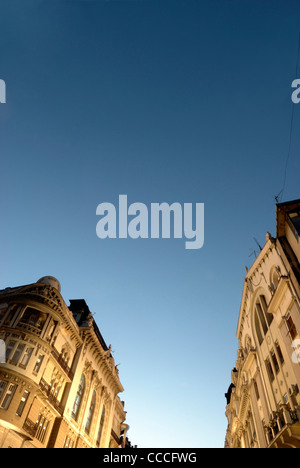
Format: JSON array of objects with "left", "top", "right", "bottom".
[
  {"left": 85, "top": 390, "right": 96, "bottom": 434},
  {"left": 96, "top": 406, "right": 106, "bottom": 447},
  {"left": 271, "top": 269, "right": 280, "bottom": 290},
  {"left": 254, "top": 295, "right": 273, "bottom": 345},
  {"left": 72, "top": 374, "right": 85, "bottom": 421},
  {"left": 255, "top": 310, "right": 264, "bottom": 346},
  {"left": 260, "top": 295, "right": 273, "bottom": 326}
]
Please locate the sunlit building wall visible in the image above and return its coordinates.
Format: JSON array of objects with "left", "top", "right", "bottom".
[
  {"left": 225, "top": 199, "right": 300, "bottom": 448},
  {"left": 0, "top": 276, "right": 127, "bottom": 448}
]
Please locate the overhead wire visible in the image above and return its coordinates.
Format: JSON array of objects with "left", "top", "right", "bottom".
[{"left": 276, "top": 32, "right": 300, "bottom": 203}]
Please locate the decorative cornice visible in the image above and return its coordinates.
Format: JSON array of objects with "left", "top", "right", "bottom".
[
  {"left": 81, "top": 326, "right": 124, "bottom": 395},
  {"left": 0, "top": 283, "right": 82, "bottom": 348}
]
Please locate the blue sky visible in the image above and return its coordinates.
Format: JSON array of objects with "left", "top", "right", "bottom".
[{"left": 0, "top": 0, "right": 300, "bottom": 448}]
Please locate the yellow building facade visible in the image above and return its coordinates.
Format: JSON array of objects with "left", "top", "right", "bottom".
[
  {"left": 225, "top": 199, "right": 300, "bottom": 448},
  {"left": 0, "top": 276, "right": 128, "bottom": 448}
]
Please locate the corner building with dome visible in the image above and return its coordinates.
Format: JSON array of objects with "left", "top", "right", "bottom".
[{"left": 0, "top": 276, "right": 129, "bottom": 448}]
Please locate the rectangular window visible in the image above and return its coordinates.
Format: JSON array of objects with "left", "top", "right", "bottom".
[
  {"left": 35, "top": 414, "right": 50, "bottom": 443},
  {"left": 16, "top": 390, "right": 30, "bottom": 417},
  {"left": 286, "top": 314, "right": 298, "bottom": 341},
  {"left": 33, "top": 354, "right": 44, "bottom": 374},
  {"left": 6, "top": 341, "right": 16, "bottom": 361},
  {"left": 63, "top": 435, "right": 74, "bottom": 448},
  {"left": 265, "top": 358, "right": 275, "bottom": 382},
  {"left": 0, "top": 381, "right": 8, "bottom": 400},
  {"left": 275, "top": 341, "right": 285, "bottom": 365},
  {"left": 271, "top": 349, "right": 280, "bottom": 374},
  {"left": 96, "top": 407, "right": 106, "bottom": 447},
  {"left": 288, "top": 211, "right": 300, "bottom": 239},
  {"left": 0, "top": 384, "right": 17, "bottom": 410},
  {"left": 19, "top": 347, "right": 33, "bottom": 368},
  {"left": 11, "top": 344, "right": 25, "bottom": 364},
  {"left": 254, "top": 380, "right": 260, "bottom": 401}
]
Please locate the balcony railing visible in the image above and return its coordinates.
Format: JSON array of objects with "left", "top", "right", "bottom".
[
  {"left": 17, "top": 321, "right": 42, "bottom": 337},
  {"left": 266, "top": 407, "right": 300, "bottom": 447},
  {"left": 51, "top": 348, "right": 74, "bottom": 380},
  {"left": 39, "top": 378, "right": 64, "bottom": 415},
  {"left": 23, "top": 417, "right": 37, "bottom": 439}
]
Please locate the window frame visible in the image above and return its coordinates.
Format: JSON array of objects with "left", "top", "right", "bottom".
[
  {"left": 286, "top": 313, "right": 298, "bottom": 341},
  {"left": 288, "top": 210, "right": 300, "bottom": 240},
  {"left": 71, "top": 373, "right": 86, "bottom": 421},
  {"left": 265, "top": 357, "right": 275, "bottom": 383},
  {"left": 35, "top": 413, "right": 50, "bottom": 443},
  {"left": 16, "top": 390, "right": 30, "bottom": 417},
  {"left": 96, "top": 406, "right": 106, "bottom": 447},
  {"left": 0, "top": 383, "right": 17, "bottom": 410},
  {"left": 254, "top": 294, "right": 273, "bottom": 345},
  {"left": 85, "top": 390, "right": 96, "bottom": 434},
  {"left": 33, "top": 354, "right": 44, "bottom": 374}
]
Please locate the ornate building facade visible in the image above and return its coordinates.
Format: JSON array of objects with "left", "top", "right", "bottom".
[
  {"left": 0, "top": 276, "right": 129, "bottom": 448},
  {"left": 225, "top": 199, "right": 300, "bottom": 448}
]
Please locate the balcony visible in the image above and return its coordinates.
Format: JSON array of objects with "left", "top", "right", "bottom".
[
  {"left": 17, "top": 321, "right": 42, "bottom": 338},
  {"left": 51, "top": 348, "right": 74, "bottom": 380},
  {"left": 266, "top": 407, "right": 300, "bottom": 448},
  {"left": 23, "top": 417, "right": 37, "bottom": 439},
  {"left": 39, "top": 378, "right": 64, "bottom": 415}
]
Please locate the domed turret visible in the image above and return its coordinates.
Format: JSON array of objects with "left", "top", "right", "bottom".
[{"left": 37, "top": 276, "right": 61, "bottom": 292}]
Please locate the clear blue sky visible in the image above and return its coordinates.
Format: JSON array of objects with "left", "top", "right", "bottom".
[{"left": 0, "top": 0, "right": 300, "bottom": 448}]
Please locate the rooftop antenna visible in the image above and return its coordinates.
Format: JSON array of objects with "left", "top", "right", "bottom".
[
  {"left": 274, "top": 191, "right": 282, "bottom": 204},
  {"left": 249, "top": 248, "right": 257, "bottom": 260},
  {"left": 253, "top": 237, "right": 263, "bottom": 252}
]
